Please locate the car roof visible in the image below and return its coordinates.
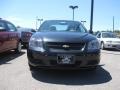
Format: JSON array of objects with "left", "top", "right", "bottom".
[
  {"left": 0, "top": 19, "right": 13, "bottom": 24},
  {"left": 17, "top": 27, "right": 34, "bottom": 32},
  {"left": 101, "top": 31, "right": 114, "bottom": 34},
  {"left": 43, "top": 20, "right": 80, "bottom": 24},
  {"left": 96, "top": 31, "right": 114, "bottom": 34}
]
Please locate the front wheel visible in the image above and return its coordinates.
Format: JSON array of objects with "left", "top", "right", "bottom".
[
  {"left": 15, "top": 42, "right": 22, "bottom": 53},
  {"left": 29, "top": 63, "right": 38, "bottom": 71},
  {"left": 101, "top": 42, "right": 105, "bottom": 50},
  {"left": 23, "top": 44, "right": 28, "bottom": 49}
]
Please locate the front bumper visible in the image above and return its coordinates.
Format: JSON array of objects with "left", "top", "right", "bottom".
[
  {"left": 27, "top": 49, "right": 100, "bottom": 69},
  {"left": 21, "top": 38, "right": 29, "bottom": 43},
  {"left": 104, "top": 43, "right": 120, "bottom": 49}
]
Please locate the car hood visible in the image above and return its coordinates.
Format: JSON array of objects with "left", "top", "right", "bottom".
[
  {"left": 102, "top": 38, "right": 120, "bottom": 42},
  {"left": 33, "top": 32, "right": 97, "bottom": 43}
]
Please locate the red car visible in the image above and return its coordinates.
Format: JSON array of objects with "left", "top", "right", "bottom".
[{"left": 0, "top": 19, "right": 21, "bottom": 53}]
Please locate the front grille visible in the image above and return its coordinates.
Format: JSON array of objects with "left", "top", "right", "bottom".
[
  {"left": 21, "top": 32, "right": 32, "bottom": 37},
  {"left": 46, "top": 42, "right": 85, "bottom": 51},
  {"left": 112, "top": 41, "right": 120, "bottom": 43}
]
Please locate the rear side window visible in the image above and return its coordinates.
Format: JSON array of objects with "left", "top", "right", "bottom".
[{"left": 7, "top": 23, "right": 17, "bottom": 32}]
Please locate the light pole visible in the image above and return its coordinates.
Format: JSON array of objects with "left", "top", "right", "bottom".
[
  {"left": 37, "top": 19, "right": 43, "bottom": 26},
  {"left": 36, "top": 16, "right": 38, "bottom": 30},
  {"left": 113, "top": 16, "right": 114, "bottom": 33},
  {"left": 90, "top": 0, "right": 94, "bottom": 34},
  {"left": 36, "top": 16, "right": 43, "bottom": 30},
  {"left": 69, "top": 5, "right": 78, "bottom": 21},
  {"left": 81, "top": 21, "right": 86, "bottom": 25}
]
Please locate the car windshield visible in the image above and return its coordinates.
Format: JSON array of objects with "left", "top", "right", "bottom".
[
  {"left": 102, "top": 32, "right": 117, "bottom": 38},
  {"left": 38, "top": 20, "right": 87, "bottom": 33}
]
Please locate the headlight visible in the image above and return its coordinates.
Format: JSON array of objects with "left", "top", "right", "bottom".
[
  {"left": 29, "top": 37, "right": 42, "bottom": 47},
  {"left": 87, "top": 40, "right": 100, "bottom": 50},
  {"left": 29, "top": 37, "right": 44, "bottom": 52}
]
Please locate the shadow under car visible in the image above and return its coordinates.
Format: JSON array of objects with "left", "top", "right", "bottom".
[
  {"left": 0, "top": 51, "right": 25, "bottom": 65},
  {"left": 31, "top": 66, "right": 112, "bottom": 85}
]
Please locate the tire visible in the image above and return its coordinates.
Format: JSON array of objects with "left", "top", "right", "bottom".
[
  {"left": 23, "top": 44, "right": 27, "bottom": 48},
  {"left": 101, "top": 42, "right": 105, "bottom": 50},
  {"left": 15, "top": 42, "right": 22, "bottom": 53},
  {"left": 29, "top": 64, "right": 38, "bottom": 71}
]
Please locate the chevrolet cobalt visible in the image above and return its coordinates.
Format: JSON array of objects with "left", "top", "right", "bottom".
[{"left": 27, "top": 20, "right": 100, "bottom": 70}]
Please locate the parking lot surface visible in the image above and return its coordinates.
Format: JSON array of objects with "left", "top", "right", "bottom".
[{"left": 0, "top": 50, "right": 120, "bottom": 90}]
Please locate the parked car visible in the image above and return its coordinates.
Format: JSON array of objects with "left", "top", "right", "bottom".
[
  {"left": 17, "top": 27, "right": 36, "bottom": 48},
  {"left": 27, "top": 20, "right": 100, "bottom": 71},
  {"left": 0, "top": 19, "right": 21, "bottom": 53},
  {"left": 96, "top": 31, "right": 120, "bottom": 50}
]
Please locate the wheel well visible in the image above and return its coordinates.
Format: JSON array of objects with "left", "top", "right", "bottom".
[
  {"left": 18, "top": 39, "right": 22, "bottom": 43},
  {"left": 101, "top": 41, "right": 104, "bottom": 44}
]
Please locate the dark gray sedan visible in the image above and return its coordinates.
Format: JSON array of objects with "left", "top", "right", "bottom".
[{"left": 27, "top": 20, "right": 100, "bottom": 70}]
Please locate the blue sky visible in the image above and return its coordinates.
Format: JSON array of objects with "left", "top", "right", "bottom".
[{"left": 0, "top": 0, "right": 120, "bottom": 31}]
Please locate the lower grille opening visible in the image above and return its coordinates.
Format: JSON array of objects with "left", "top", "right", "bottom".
[
  {"left": 50, "top": 60, "right": 82, "bottom": 66},
  {"left": 87, "top": 60, "right": 98, "bottom": 65},
  {"left": 50, "top": 60, "right": 57, "bottom": 65},
  {"left": 75, "top": 61, "right": 82, "bottom": 66}
]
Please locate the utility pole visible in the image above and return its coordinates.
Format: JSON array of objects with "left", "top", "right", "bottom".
[
  {"left": 90, "top": 0, "right": 94, "bottom": 34},
  {"left": 113, "top": 16, "right": 114, "bottom": 33},
  {"left": 69, "top": 5, "right": 78, "bottom": 21}
]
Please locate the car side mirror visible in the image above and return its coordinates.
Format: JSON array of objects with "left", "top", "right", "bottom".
[{"left": 0, "top": 27, "right": 6, "bottom": 31}]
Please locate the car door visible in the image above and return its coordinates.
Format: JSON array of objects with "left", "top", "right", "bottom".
[
  {"left": 6, "top": 22, "right": 18, "bottom": 49},
  {"left": 0, "top": 21, "right": 9, "bottom": 53}
]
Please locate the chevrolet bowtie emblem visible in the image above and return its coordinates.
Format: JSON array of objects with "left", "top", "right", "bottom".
[{"left": 62, "top": 45, "right": 70, "bottom": 48}]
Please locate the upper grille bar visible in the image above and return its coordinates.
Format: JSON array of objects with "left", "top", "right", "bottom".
[{"left": 46, "top": 42, "right": 85, "bottom": 51}]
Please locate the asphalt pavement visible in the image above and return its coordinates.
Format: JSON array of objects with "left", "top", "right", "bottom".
[{"left": 0, "top": 49, "right": 120, "bottom": 90}]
